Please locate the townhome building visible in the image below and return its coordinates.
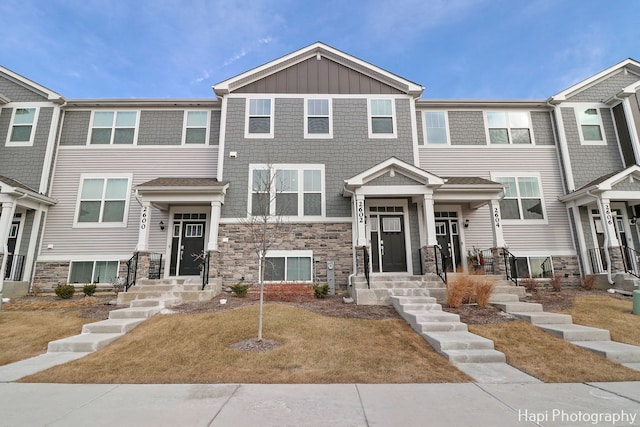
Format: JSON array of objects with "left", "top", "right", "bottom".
[
  {"left": 4, "top": 42, "right": 640, "bottom": 303},
  {"left": 0, "top": 67, "right": 62, "bottom": 300}
]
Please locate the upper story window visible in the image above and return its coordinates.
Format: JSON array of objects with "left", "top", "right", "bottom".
[
  {"left": 368, "top": 99, "right": 396, "bottom": 138},
  {"left": 305, "top": 99, "right": 332, "bottom": 138},
  {"left": 183, "top": 111, "right": 209, "bottom": 144},
  {"left": 89, "top": 111, "right": 138, "bottom": 145},
  {"left": 576, "top": 106, "right": 606, "bottom": 145},
  {"left": 486, "top": 111, "right": 532, "bottom": 144},
  {"left": 6, "top": 107, "right": 39, "bottom": 146},
  {"left": 246, "top": 98, "right": 273, "bottom": 138},
  {"left": 493, "top": 174, "right": 545, "bottom": 221},
  {"left": 250, "top": 164, "right": 324, "bottom": 218},
  {"left": 75, "top": 176, "right": 131, "bottom": 227},
  {"left": 424, "top": 111, "right": 449, "bottom": 144}
]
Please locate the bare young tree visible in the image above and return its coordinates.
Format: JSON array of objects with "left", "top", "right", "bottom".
[{"left": 240, "top": 164, "right": 289, "bottom": 341}]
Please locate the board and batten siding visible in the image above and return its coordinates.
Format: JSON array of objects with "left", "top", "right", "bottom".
[
  {"left": 419, "top": 146, "right": 574, "bottom": 255},
  {"left": 39, "top": 147, "right": 218, "bottom": 259}
]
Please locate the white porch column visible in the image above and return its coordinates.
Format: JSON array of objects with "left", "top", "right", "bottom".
[
  {"left": 354, "top": 194, "right": 366, "bottom": 247},
  {"left": 135, "top": 202, "right": 151, "bottom": 251},
  {"left": 489, "top": 199, "right": 506, "bottom": 247},
  {"left": 599, "top": 199, "right": 620, "bottom": 247},
  {"left": 207, "top": 200, "right": 222, "bottom": 251},
  {"left": 23, "top": 208, "right": 44, "bottom": 282},
  {"left": 0, "top": 201, "right": 17, "bottom": 293},
  {"left": 423, "top": 194, "right": 437, "bottom": 246}
]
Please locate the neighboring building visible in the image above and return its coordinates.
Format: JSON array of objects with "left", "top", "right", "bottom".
[
  {"left": 0, "top": 67, "right": 62, "bottom": 298},
  {"left": 3, "top": 43, "right": 640, "bottom": 301}
]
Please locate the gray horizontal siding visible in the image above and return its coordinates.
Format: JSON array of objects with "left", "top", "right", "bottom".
[
  {"left": 419, "top": 146, "right": 574, "bottom": 254},
  {"left": 40, "top": 147, "right": 218, "bottom": 258}
]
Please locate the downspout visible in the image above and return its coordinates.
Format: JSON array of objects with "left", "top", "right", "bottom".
[{"left": 586, "top": 190, "right": 614, "bottom": 285}]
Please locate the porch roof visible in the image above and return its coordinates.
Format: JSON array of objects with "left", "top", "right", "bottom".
[
  {"left": 0, "top": 175, "right": 56, "bottom": 208},
  {"left": 135, "top": 177, "right": 229, "bottom": 210},
  {"left": 560, "top": 165, "right": 640, "bottom": 205}
]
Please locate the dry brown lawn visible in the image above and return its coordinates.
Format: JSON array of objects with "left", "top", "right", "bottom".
[
  {"left": 559, "top": 295, "right": 640, "bottom": 346},
  {"left": 22, "top": 304, "right": 472, "bottom": 384},
  {"left": 470, "top": 321, "right": 640, "bottom": 383}
]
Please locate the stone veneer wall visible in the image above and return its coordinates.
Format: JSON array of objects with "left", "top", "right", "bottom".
[
  {"left": 33, "top": 261, "right": 71, "bottom": 290},
  {"left": 551, "top": 255, "right": 581, "bottom": 285},
  {"left": 217, "top": 222, "right": 353, "bottom": 289}
]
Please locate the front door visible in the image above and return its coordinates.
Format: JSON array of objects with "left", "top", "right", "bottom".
[
  {"left": 434, "top": 212, "right": 461, "bottom": 272},
  {"left": 169, "top": 214, "right": 206, "bottom": 276},
  {"left": 370, "top": 212, "right": 407, "bottom": 273}
]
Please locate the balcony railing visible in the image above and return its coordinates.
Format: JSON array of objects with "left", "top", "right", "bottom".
[{"left": 4, "top": 254, "right": 25, "bottom": 281}]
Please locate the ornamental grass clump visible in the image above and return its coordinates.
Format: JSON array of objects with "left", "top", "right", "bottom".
[
  {"left": 446, "top": 274, "right": 473, "bottom": 308},
  {"left": 474, "top": 276, "right": 495, "bottom": 308}
]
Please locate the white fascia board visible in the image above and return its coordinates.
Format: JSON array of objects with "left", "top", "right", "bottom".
[
  {"left": 345, "top": 157, "right": 443, "bottom": 188},
  {"left": 0, "top": 66, "right": 64, "bottom": 103}
]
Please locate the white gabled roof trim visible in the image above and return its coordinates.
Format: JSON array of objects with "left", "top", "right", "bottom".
[
  {"left": 213, "top": 42, "right": 424, "bottom": 97},
  {"left": 344, "top": 157, "right": 444, "bottom": 192},
  {"left": 0, "top": 66, "right": 65, "bottom": 103}
]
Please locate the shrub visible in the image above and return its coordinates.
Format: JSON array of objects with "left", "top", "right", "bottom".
[
  {"left": 549, "top": 274, "right": 563, "bottom": 292},
  {"left": 229, "top": 283, "right": 250, "bottom": 298},
  {"left": 55, "top": 284, "right": 75, "bottom": 299},
  {"left": 82, "top": 284, "right": 97, "bottom": 297},
  {"left": 581, "top": 275, "right": 597, "bottom": 291},
  {"left": 313, "top": 283, "right": 330, "bottom": 299},
  {"left": 446, "top": 274, "right": 473, "bottom": 308},
  {"left": 474, "top": 277, "right": 495, "bottom": 308},
  {"left": 520, "top": 277, "right": 538, "bottom": 293}
]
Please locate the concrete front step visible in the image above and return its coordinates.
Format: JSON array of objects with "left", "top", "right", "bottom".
[
  {"left": 538, "top": 323, "right": 611, "bottom": 342},
  {"left": 82, "top": 318, "right": 145, "bottom": 334},
  {"left": 117, "top": 289, "right": 216, "bottom": 305},
  {"left": 423, "top": 331, "right": 496, "bottom": 352},
  {"left": 444, "top": 349, "right": 506, "bottom": 363},
  {"left": 127, "top": 284, "right": 203, "bottom": 292},
  {"left": 571, "top": 340, "right": 640, "bottom": 363},
  {"left": 129, "top": 298, "right": 180, "bottom": 308},
  {"left": 493, "top": 286, "right": 526, "bottom": 298},
  {"left": 402, "top": 310, "right": 462, "bottom": 324},
  {"left": 391, "top": 296, "right": 437, "bottom": 305},
  {"left": 510, "top": 312, "right": 573, "bottom": 325},
  {"left": 419, "top": 322, "right": 468, "bottom": 333},
  {"left": 489, "top": 293, "right": 520, "bottom": 303},
  {"left": 492, "top": 301, "right": 543, "bottom": 313},
  {"left": 109, "top": 306, "right": 162, "bottom": 319},
  {"left": 48, "top": 333, "right": 123, "bottom": 353}
]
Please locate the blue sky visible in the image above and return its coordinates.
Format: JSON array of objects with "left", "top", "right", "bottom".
[{"left": 2, "top": 0, "right": 639, "bottom": 100}]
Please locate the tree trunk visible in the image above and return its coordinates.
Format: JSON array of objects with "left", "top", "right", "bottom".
[{"left": 258, "top": 255, "right": 265, "bottom": 341}]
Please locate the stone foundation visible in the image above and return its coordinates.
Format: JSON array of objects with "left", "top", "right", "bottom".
[
  {"left": 551, "top": 254, "right": 581, "bottom": 286},
  {"left": 217, "top": 222, "right": 353, "bottom": 289},
  {"left": 421, "top": 246, "right": 437, "bottom": 275},
  {"left": 32, "top": 261, "right": 72, "bottom": 290}
]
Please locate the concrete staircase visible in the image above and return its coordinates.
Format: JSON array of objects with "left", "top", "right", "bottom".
[
  {"left": 391, "top": 294, "right": 540, "bottom": 383},
  {"left": 116, "top": 278, "right": 219, "bottom": 305},
  {"left": 494, "top": 301, "right": 640, "bottom": 372}
]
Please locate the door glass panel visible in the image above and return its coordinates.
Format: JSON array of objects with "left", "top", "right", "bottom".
[
  {"left": 382, "top": 217, "right": 401, "bottom": 232},
  {"left": 185, "top": 224, "right": 203, "bottom": 237},
  {"left": 435, "top": 222, "right": 446, "bottom": 235}
]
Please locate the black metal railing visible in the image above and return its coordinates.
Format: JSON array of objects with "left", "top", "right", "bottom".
[
  {"left": 418, "top": 247, "right": 425, "bottom": 275},
  {"left": 470, "top": 249, "right": 494, "bottom": 275},
  {"left": 363, "top": 247, "right": 371, "bottom": 289},
  {"left": 202, "top": 251, "right": 210, "bottom": 290},
  {"left": 540, "top": 256, "right": 553, "bottom": 279},
  {"left": 503, "top": 248, "right": 519, "bottom": 285},
  {"left": 149, "top": 252, "right": 163, "bottom": 279},
  {"left": 622, "top": 246, "right": 640, "bottom": 278},
  {"left": 125, "top": 253, "right": 138, "bottom": 292},
  {"left": 4, "top": 254, "right": 25, "bottom": 281},
  {"left": 434, "top": 245, "right": 447, "bottom": 283},
  {"left": 588, "top": 248, "right": 604, "bottom": 274}
]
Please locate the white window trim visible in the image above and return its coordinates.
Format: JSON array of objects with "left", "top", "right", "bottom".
[
  {"left": 367, "top": 98, "right": 397, "bottom": 139},
  {"left": 490, "top": 172, "right": 547, "bottom": 225},
  {"left": 422, "top": 110, "right": 450, "bottom": 145},
  {"left": 73, "top": 173, "right": 133, "bottom": 228},
  {"left": 87, "top": 110, "right": 140, "bottom": 146},
  {"left": 245, "top": 97, "right": 274, "bottom": 139},
  {"left": 181, "top": 110, "right": 211, "bottom": 145},
  {"left": 6, "top": 104, "right": 40, "bottom": 147},
  {"left": 261, "top": 249, "right": 313, "bottom": 283},
  {"left": 68, "top": 259, "right": 120, "bottom": 284},
  {"left": 304, "top": 98, "right": 333, "bottom": 139},
  {"left": 573, "top": 103, "right": 608, "bottom": 146},
  {"left": 484, "top": 111, "right": 535, "bottom": 145},
  {"left": 248, "top": 164, "right": 325, "bottom": 219}
]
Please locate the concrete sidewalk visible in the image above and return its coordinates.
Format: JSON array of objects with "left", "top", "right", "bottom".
[{"left": 1, "top": 382, "right": 639, "bottom": 426}]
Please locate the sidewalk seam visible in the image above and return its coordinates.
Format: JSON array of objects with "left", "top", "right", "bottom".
[
  {"left": 354, "top": 384, "right": 370, "bottom": 427},
  {"left": 43, "top": 384, "right": 120, "bottom": 427},
  {"left": 207, "top": 383, "right": 240, "bottom": 427},
  {"left": 473, "top": 383, "right": 544, "bottom": 427},
  {"left": 586, "top": 382, "right": 640, "bottom": 404}
]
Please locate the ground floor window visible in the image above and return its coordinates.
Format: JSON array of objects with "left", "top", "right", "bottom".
[
  {"left": 515, "top": 256, "right": 552, "bottom": 278},
  {"left": 263, "top": 250, "right": 312, "bottom": 282},
  {"left": 69, "top": 260, "right": 119, "bottom": 284}
]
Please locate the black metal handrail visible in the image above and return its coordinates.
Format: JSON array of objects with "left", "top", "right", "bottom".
[
  {"left": 622, "top": 245, "right": 640, "bottom": 278},
  {"left": 470, "top": 249, "right": 494, "bottom": 275},
  {"left": 434, "top": 245, "right": 447, "bottom": 283},
  {"left": 363, "top": 246, "right": 371, "bottom": 289},
  {"left": 202, "top": 251, "right": 210, "bottom": 290},
  {"left": 503, "top": 248, "right": 519, "bottom": 286},
  {"left": 540, "top": 256, "right": 553, "bottom": 278},
  {"left": 149, "top": 252, "right": 163, "bottom": 279},
  {"left": 4, "top": 254, "right": 25, "bottom": 281},
  {"left": 125, "top": 253, "right": 138, "bottom": 292},
  {"left": 418, "top": 247, "right": 425, "bottom": 275},
  {"left": 588, "top": 248, "right": 604, "bottom": 274}
]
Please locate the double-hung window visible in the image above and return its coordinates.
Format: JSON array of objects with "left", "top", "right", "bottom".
[
  {"left": 424, "top": 111, "right": 449, "bottom": 144},
  {"left": 76, "top": 176, "right": 131, "bottom": 226},
  {"left": 183, "top": 111, "right": 209, "bottom": 144},
  {"left": 250, "top": 165, "right": 324, "bottom": 218},
  {"left": 576, "top": 106, "right": 606, "bottom": 144},
  {"left": 246, "top": 98, "right": 273, "bottom": 137},
  {"left": 305, "top": 99, "right": 332, "bottom": 138},
  {"left": 89, "top": 111, "right": 138, "bottom": 145},
  {"left": 69, "top": 260, "right": 119, "bottom": 284},
  {"left": 7, "top": 107, "right": 38, "bottom": 146},
  {"left": 486, "top": 111, "right": 532, "bottom": 144},
  {"left": 369, "top": 99, "right": 396, "bottom": 137},
  {"left": 263, "top": 250, "right": 313, "bottom": 282},
  {"left": 493, "top": 175, "right": 545, "bottom": 221}
]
